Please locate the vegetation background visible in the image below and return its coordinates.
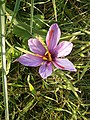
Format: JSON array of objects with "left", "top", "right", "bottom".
[{"left": 0, "top": 0, "right": 90, "bottom": 119}]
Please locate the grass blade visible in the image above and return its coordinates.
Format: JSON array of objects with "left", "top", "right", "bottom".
[
  {"left": 30, "top": 0, "right": 34, "bottom": 34},
  {"left": 11, "top": 0, "right": 20, "bottom": 23},
  {"left": 0, "top": 0, "right": 9, "bottom": 120},
  {"left": 61, "top": 71, "right": 81, "bottom": 102},
  {"left": 52, "top": 0, "right": 57, "bottom": 21},
  {"left": 80, "top": 61, "right": 90, "bottom": 80}
]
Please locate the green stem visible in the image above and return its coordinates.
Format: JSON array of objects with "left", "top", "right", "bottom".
[
  {"left": 52, "top": 0, "right": 57, "bottom": 21},
  {"left": 0, "top": 0, "right": 9, "bottom": 120},
  {"left": 30, "top": 0, "right": 34, "bottom": 35}
]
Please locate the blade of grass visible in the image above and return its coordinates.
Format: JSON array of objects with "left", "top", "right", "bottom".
[
  {"left": 80, "top": 61, "right": 90, "bottom": 80},
  {"left": 0, "top": 0, "right": 9, "bottom": 120},
  {"left": 27, "top": 75, "right": 36, "bottom": 95},
  {"left": 52, "top": 0, "right": 57, "bottom": 21},
  {"left": 30, "top": 0, "right": 34, "bottom": 34},
  {"left": 34, "top": 0, "right": 50, "bottom": 5},
  {"left": 11, "top": 0, "right": 20, "bottom": 23},
  {"left": 15, "top": 46, "right": 34, "bottom": 55},
  {"left": 60, "top": 31, "right": 85, "bottom": 40},
  {"left": 62, "top": 0, "right": 68, "bottom": 19},
  {"left": 61, "top": 71, "right": 81, "bottom": 102}
]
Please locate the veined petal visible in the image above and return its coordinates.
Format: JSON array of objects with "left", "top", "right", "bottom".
[
  {"left": 15, "top": 54, "right": 43, "bottom": 67},
  {"left": 28, "top": 39, "right": 46, "bottom": 55},
  {"left": 46, "top": 23, "right": 61, "bottom": 52},
  {"left": 53, "top": 58, "right": 77, "bottom": 71},
  {"left": 54, "top": 41, "right": 73, "bottom": 57},
  {"left": 39, "top": 62, "right": 52, "bottom": 79}
]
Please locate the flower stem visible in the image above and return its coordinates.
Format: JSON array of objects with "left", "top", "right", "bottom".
[{"left": 0, "top": 0, "right": 9, "bottom": 120}]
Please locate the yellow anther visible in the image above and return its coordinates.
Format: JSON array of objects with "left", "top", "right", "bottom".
[
  {"left": 43, "top": 51, "right": 52, "bottom": 61},
  {"left": 43, "top": 57, "right": 48, "bottom": 61},
  {"left": 48, "top": 52, "right": 52, "bottom": 61}
]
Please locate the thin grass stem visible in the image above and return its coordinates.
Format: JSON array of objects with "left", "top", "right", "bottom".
[
  {"left": 30, "top": 0, "right": 34, "bottom": 35},
  {"left": 11, "top": 0, "right": 20, "bottom": 23},
  {"left": 52, "top": 0, "right": 57, "bottom": 21},
  {"left": 0, "top": 0, "right": 9, "bottom": 120}
]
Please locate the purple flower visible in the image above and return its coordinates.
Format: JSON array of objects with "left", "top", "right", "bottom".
[{"left": 15, "top": 23, "right": 77, "bottom": 79}]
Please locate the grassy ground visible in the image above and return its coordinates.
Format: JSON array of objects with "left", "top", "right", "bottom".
[{"left": 0, "top": 0, "right": 90, "bottom": 119}]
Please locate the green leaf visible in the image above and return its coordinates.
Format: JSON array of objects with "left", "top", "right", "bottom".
[
  {"left": 29, "top": 83, "right": 36, "bottom": 95},
  {"left": 27, "top": 75, "right": 36, "bottom": 95},
  {"left": 13, "top": 23, "right": 31, "bottom": 40},
  {"left": 15, "top": 47, "right": 33, "bottom": 54},
  {"left": 13, "top": 15, "right": 47, "bottom": 40},
  {"left": 11, "top": 0, "right": 20, "bottom": 22},
  {"left": 80, "top": 61, "right": 90, "bottom": 80},
  {"left": 61, "top": 71, "right": 81, "bottom": 102},
  {"left": 54, "top": 108, "right": 72, "bottom": 114},
  {"left": 22, "top": 99, "right": 35, "bottom": 114},
  {"left": 0, "top": 1, "right": 5, "bottom": 7}
]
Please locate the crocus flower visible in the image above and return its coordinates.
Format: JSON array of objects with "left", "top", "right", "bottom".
[{"left": 15, "top": 23, "right": 76, "bottom": 79}]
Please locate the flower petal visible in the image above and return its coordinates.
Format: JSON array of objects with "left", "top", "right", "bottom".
[
  {"left": 39, "top": 62, "right": 52, "bottom": 79},
  {"left": 53, "top": 58, "right": 77, "bottom": 71},
  {"left": 28, "top": 39, "right": 46, "bottom": 55},
  {"left": 54, "top": 41, "right": 73, "bottom": 57},
  {"left": 15, "top": 54, "right": 43, "bottom": 67},
  {"left": 46, "top": 23, "right": 61, "bottom": 52}
]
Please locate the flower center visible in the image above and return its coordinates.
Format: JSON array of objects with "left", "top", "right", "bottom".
[{"left": 43, "top": 51, "right": 52, "bottom": 61}]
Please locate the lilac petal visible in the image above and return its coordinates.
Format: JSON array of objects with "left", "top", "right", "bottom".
[
  {"left": 39, "top": 62, "right": 52, "bottom": 79},
  {"left": 28, "top": 39, "right": 46, "bottom": 55},
  {"left": 46, "top": 23, "right": 61, "bottom": 52},
  {"left": 15, "top": 54, "right": 43, "bottom": 67},
  {"left": 54, "top": 41, "right": 73, "bottom": 57},
  {"left": 53, "top": 58, "right": 77, "bottom": 71}
]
